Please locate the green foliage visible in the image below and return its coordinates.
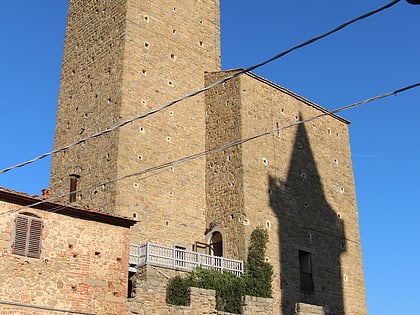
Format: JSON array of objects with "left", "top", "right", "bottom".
[
  {"left": 192, "top": 268, "right": 243, "bottom": 313},
  {"left": 166, "top": 268, "right": 243, "bottom": 313},
  {"left": 166, "top": 227, "right": 273, "bottom": 312},
  {"left": 247, "top": 226, "right": 269, "bottom": 264},
  {"left": 166, "top": 275, "right": 195, "bottom": 306},
  {"left": 243, "top": 227, "right": 273, "bottom": 298}
]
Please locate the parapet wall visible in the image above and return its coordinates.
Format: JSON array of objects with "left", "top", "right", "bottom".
[
  {"left": 295, "top": 302, "right": 326, "bottom": 315},
  {"left": 127, "top": 265, "right": 273, "bottom": 315},
  {"left": 129, "top": 286, "right": 273, "bottom": 315}
]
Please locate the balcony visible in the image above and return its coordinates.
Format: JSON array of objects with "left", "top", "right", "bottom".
[{"left": 129, "top": 242, "right": 244, "bottom": 276}]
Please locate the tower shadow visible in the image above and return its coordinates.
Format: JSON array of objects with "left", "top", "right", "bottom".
[{"left": 269, "top": 115, "right": 346, "bottom": 314}]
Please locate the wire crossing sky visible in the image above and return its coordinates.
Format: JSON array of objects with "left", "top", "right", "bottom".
[
  {"left": 0, "top": 0, "right": 401, "bottom": 176},
  {"left": 1, "top": 82, "right": 417, "bottom": 218}
]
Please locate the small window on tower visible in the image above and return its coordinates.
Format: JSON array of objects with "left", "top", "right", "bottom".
[
  {"left": 299, "top": 250, "right": 314, "bottom": 293},
  {"left": 12, "top": 213, "right": 43, "bottom": 258},
  {"left": 69, "top": 174, "right": 80, "bottom": 203}
]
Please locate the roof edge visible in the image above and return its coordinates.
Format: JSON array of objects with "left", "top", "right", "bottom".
[
  {"left": 0, "top": 187, "right": 137, "bottom": 228},
  {"left": 206, "top": 69, "right": 350, "bottom": 124}
]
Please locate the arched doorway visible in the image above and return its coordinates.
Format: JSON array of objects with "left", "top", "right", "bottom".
[
  {"left": 205, "top": 225, "right": 226, "bottom": 257},
  {"left": 210, "top": 231, "right": 223, "bottom": 257}
]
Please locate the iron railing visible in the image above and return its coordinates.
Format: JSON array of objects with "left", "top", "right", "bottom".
[{"left": 129, "top": 242, "right": 244, "bottom": 276}]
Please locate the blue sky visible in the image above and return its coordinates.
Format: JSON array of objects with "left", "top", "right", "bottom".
[{"left": 0, "top": 1, "right": 419, "bottom": 314}]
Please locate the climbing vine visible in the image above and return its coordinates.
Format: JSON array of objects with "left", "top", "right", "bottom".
[
  {"left": 243, "top": 226, "right": 273, "bottom": 298},
  {"left": 166, "top": 227, "right": 272, "bottom": 313}
]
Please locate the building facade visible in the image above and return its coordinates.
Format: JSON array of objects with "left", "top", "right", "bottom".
[
  {"left": 0, "top": 188, "right": 135, "bottom": 315},
  {"left": 50, "top": 0, "right": 220, "bottom": 248},
  {"left": 49, "top": 0, "right": 367, "bottom": 314},
  {"left": 204, "top": 71, "right": 366, "bottom": 314}
]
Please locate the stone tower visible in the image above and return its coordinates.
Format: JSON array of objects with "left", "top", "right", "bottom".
[
  {"left": 50, "top": 0, "right": 220, "bottom": 245},
  {"left": 51, "top": 1, "right": 367, "bottom": 314},
  {"left": 204, "top": 70, "right": 367, "bottom": 314}
]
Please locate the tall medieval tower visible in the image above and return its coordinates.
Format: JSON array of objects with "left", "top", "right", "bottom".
[
  {"left": 51, "top": 1, "right": 367, "bottom": 314},
  {"left": 50, "top": 0, "right": 220, "bottom": 245}
]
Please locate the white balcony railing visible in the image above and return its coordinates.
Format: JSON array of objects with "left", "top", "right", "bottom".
[{"left": 129, "top": 242, "right": 244, "bottom": 276}]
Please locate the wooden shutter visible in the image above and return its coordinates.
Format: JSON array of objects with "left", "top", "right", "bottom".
[
  {"left": 12, "top": 214, "right": 42, "bottom": 258},
  {"left": 12, "top": 215, "right": 29, "bottom": 256},
  {"left": 27, "top": 218, "right": 42, "bottom": 258}
]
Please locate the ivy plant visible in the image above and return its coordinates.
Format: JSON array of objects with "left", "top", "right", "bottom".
[{"left": 166, "top": 227, "right": 272, "bottom": 313}]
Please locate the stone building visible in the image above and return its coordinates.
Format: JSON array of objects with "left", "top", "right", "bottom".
[
  {"left": 47, "top": 0, "right": 367, "bottom": 314},
  {"left": 0, "top": 187, "right": 136, "bottom": 314}
]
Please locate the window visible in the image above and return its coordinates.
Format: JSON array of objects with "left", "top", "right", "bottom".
[
  {"left": 69, "top": 174, "right": 80, "bottom": 203},
  {"left": 299, "top": 250, "right": 314, "bottom": 293},
  {"left": 174, "top": 245, "right": 186, "bottom": 267},
  {"left": 12, "top": 213, "right": 43, "bottom": 258}
]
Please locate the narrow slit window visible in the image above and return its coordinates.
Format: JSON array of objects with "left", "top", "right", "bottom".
[
  {"left": 12, "top": 213, "right": 43, "bottom": 258},
  {"left": 69, "top": 174, "right": 80, "bottom": 203}
]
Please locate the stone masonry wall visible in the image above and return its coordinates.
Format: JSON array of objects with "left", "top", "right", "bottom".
[
  {"left": 51, "top": 0, "right": 222, "bottom": 252},
  {"left": 0, "top": 199, "right": 130, "bottom": 315},
  {"left": 205, "top": 70, "right": 245, "bottom": 260},
  {"left": 50, "top": 0, "right": 127, "bottom": 211},
  {"left": 127, "top": 265, "right": 273, "bottom": 315},
  {"left": 48, "top": 1, "right": 367, "bottom": 314},
  {"left": 295, "top": 302, "right": 326, "bottom": 315},
  {"left": 239, "top": 73, "right": 367, "bottom": 315},
  {"left": 204, "top": 71, "right": 367, "bottom": 315},
  {"left": 117, "top": 0, "right": 220, "bottom": 248}
]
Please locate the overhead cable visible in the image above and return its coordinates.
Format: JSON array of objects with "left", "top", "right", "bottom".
[
  {"left": 1, "top": 81, "right": 418, "bottom": 217},
  {"left": 0, "top": 0, "right": 401, "bottom": 175}
]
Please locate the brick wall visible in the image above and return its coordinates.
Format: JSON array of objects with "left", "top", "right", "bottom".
[
  {"left": 0, "top": 306, "right": 57, "bottom": 315},
  {"left": 0, "top": 198, "right": 131, "bottom": 315}
]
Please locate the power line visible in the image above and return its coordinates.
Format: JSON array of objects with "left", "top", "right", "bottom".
[
  {"left": 0, "top": 0, "right": 402, "bottom": 176},
  {"left": 1, "top": 81, "right": 418, "bottom": 217}
]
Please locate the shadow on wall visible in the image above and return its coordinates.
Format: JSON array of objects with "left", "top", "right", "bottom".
[{"left": 269, "top": 115, "right": 346, "bottom": 315}]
